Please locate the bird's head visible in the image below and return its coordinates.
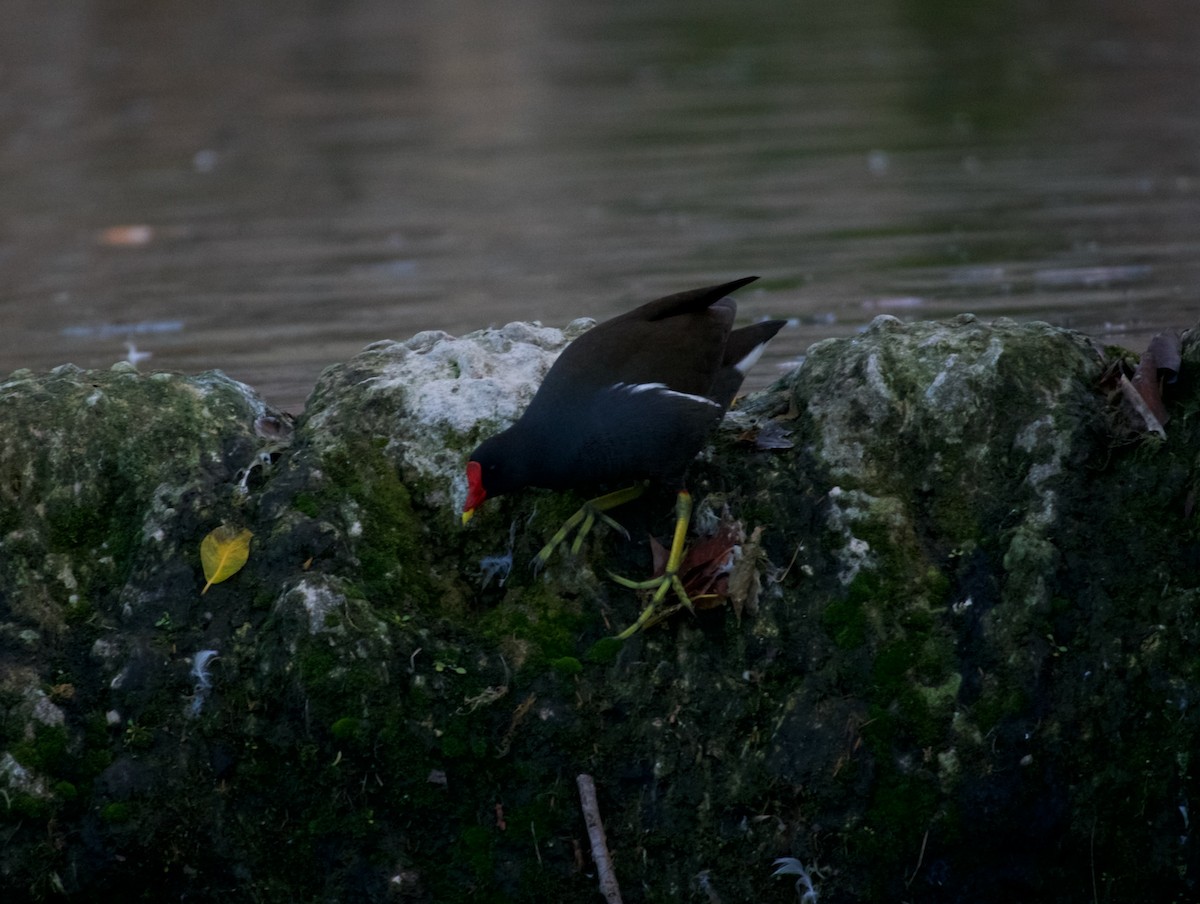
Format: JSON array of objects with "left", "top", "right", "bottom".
[
  {"left": 462, "top": 432, "right": 524, "bottom": 525},
  {"left": 462, "top": 459, "right": 489, "bottom": 524}
]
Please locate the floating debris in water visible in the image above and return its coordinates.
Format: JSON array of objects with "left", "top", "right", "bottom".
[
  {"left": 62, "top": 319, "right": 185, "bottom": 340},
  {"left": 98, "top": 224, "right": 154, "bottom": 246},
  {"left": 123, "top": 341, "right": 152, "bottom": 368},
  {"left": 1033, "top": 264, "right": 1151, "bottom": 287}
]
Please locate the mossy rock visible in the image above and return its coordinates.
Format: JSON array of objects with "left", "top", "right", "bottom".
[{"left": 3, "top": 318, "right": 1200, "bottom": 902}]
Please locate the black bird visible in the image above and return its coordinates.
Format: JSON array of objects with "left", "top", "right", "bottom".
[{"left": 463, "top": 277, "right": 785, "bottom": 636}]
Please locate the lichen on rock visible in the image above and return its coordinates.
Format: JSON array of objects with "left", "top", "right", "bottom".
[{"left": 2, "top": 315, "right": 1199, "bottom": 903}]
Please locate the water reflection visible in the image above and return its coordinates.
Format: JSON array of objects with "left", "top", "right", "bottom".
[
  {"left": 900, "top": 0, "right": 1058, "bottom": 134},
  {"left": 1, "top": 0, "right": 1196, "bottom": 410}
]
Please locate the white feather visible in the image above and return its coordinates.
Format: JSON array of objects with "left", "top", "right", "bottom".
[
  {"left": 734, "top": 341, "right": 768, "bottom": 375},
  {"left": 613, "top": 382, "right": 721, "bottom": 409}
]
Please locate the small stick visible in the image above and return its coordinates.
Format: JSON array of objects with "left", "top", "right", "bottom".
[
  {"left": 576, "top": 774, "right": 623, "bottom": 904},
  {"left": 905, "top": 827, "right": 930, "bottom": 888},
  {"left": 531, "top": 820, "right": 543, "bottom": 867}
]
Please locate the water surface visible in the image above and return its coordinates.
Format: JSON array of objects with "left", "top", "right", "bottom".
[{"left": 2, "top": 0, "right": 1197, "bottom": 410}]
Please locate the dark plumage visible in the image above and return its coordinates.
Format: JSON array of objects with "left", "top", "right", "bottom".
[{"left": 463, "top": 277, "right": 784, "bottom": 514}]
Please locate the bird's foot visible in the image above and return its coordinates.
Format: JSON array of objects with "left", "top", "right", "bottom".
[
  {"left": 608, "top": 569, "right": 694, "bottom": 639},
  {"left": 529, "top": 484, "right": 644, "bottom": 572},
  {"left": 608, "top": 489, "right": 694, "bottom": 639}
]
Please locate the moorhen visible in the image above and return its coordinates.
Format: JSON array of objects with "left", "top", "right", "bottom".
[{"left": 463, "top": 277, "right": 785, "bottom": 636}]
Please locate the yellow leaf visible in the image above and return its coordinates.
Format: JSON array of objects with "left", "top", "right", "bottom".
[{"left": 200, "top": 525, "right": 253, "bottom": 595}]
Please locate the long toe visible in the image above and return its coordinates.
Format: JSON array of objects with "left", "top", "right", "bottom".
[{"left": 530, "top": 485, "right": 645, "bottom": 570}]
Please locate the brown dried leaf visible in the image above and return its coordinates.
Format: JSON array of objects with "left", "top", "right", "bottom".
[
  {"left": 1118, "top": 374, "right": 1166, "bottom": 438},
  {"left": 1130, "top": 339, "right": 1172, "bottom": 428},
  {"left": 680, "top": 526, "right": 739, "bottom": 597},
  {"left": 777, "top": 396, "right": 802, "bottom": 421},
  {"left": 737, "top": 420, "right": 795, "bottom": 451},
  {"left": 646, "top": 519, "right": 744, "bottom": 609},
  {"left": 648, "top": 534, "right": 669, "bottom": 576},
  {"left": 1146, "top": 330, "right": 1182, "bottom": 383},
  {"left": 1126, "top": 329, "right": 1181, "bottom": 435},
  {"left": 727, "top": 526, "right": 767, "bottom": 622},
  {"left": 1102, "top": 330, "right": 1182, "bottom": 438}
]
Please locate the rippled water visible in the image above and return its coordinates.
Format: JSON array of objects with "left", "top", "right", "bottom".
[{"left": 2, "top": 0, "right": 1198, "bottom": 410}]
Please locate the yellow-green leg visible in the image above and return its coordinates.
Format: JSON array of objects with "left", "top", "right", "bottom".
[
  {"left": 531, "top": 483, "right": 647, "bottom": 570},
  {"left": 611, "top": 490, "right": 694, "bottom": 640}
]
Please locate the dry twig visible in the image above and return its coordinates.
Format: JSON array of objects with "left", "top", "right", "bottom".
[{"left": 576, "top": 774, "right": 623, "bottom": 904}]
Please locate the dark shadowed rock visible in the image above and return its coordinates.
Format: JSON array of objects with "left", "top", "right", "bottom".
[{"left": 1, "top": 317, "right": 1198, "bottom": 903}]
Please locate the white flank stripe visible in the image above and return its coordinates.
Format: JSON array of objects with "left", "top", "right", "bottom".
[
  {"left": 734, "top": 342, "right": 768, "bottom": 375},
  {"left": 613, "top": 382, "right": 721, "bottom": 409}
]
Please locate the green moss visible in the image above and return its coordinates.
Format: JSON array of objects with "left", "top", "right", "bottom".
[
  {"left": 0, "top": 462, "right": 20, "bottom": 537},
  {"left": 42, "top": 463, "right": 139, "bottom": 574},
  {"left": 44, "top": 496, "right": 107, "bottom": 552},
  {"left": 879, "top": 622, "right": 955, "bottom": 686},
  {"left": 302, "top": 654, "right": 381, "bottom": 709},
  {"left": 853, "top": 773, "right": 941, "bottom": 892},
  {"left": 13, "top": 725, "right": 70, "bottom": 776},
  {"left": 330, "top": 717, "right": 361, "bottom": 741},
  {"left": 53, "top": 781, "right": 77, "bottom": 801},
  {"left": 2, "top": 793, "right": 51, "bottom": 821},
  {"left": 872, "top": 774, "right": 938, "bottom": 836},
  {"left": 440, "top": 726, "right": 470, "bottom": 759},
  {"left": 550, "top": 656, "right": 583, "bottom": 677},
  {"left": 101, "top": 802, "right": 134, "bottom": 824},
  {"left": 458, "top": 824, "right": 495, "bottom": 879},
  {"left": 915, "top": 672, "right": 962, "bottom": 711},
  {"left": 478, "top": 583, "right": 587, "bottom": 668},
  {"left": 871, "top": 640, "right": 918, "bottom": 696},
  {"left": 123, "top": 720, "right": 154, "bottom": 750},
  {"left": 972, "top": 683, "right": 1029, "bottom": 733},
  {"left": 319, "top": 442, "right": 434, "bottom": 607},
  {"left": 64, "top": 596, "right": 94, "bottom": 624},
  {"left": 299, "top": 647, "right": 337, "bottom": 684},
  {"left": 929, "top": 489, "right": 982, "bottom": 544},
  {"left": 586, "top": 636, "right": 623, "bottom": 664},
  {"left": 6, "top": 719, "right": 112, "bottom": 801},
  {"left": 822, "top": 595, "right": 867, "bottom": 648},
  {"left": 921, "top": 566, "right": 952, "bottom": 604},
  {"left": 294, "top": 493, "right": 320, "bottom": 518},
  {"left": 867, "top": 629, "right": 958, "bottom": 749},
  {"left": 895, "top": 690, "right": 947, "bottom": 748}
]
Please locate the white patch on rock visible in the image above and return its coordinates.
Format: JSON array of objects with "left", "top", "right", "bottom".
[
  {"left": 391, "top": 321, "right": 582, "bottom": 435},
  {"left": 825, "top": 486, "right": 900, "bottom": 585},
  {"left": 51, "top": 555, "right": 78, "bottom": 591},
  {"left": 311, "top": 317, "right": 595, "bottom": 515},
  {"left": 290, "top": 579, "right": 342, "bottom": 634},
  {"left": 0, "top": 752, "right": 50, "bottom": 799},
  {"left": 27, "top": 688, "right": 65, "bottom": 727},
  {"left": 864, "top": 351, "right": 893, "bottom": 403},
  {"left": 91, "top": 638, "right": 121, "bottom": 662}
]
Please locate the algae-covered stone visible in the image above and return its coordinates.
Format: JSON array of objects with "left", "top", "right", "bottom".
[
  {"left": 0, "top": 365, "right": 277, "bottom": 625},
  {"left": 300, "top": 318, "right": 593, "bottom": 515},
  {"left": 3, "top": 317, "right": 1200, "bottom": 903}
]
